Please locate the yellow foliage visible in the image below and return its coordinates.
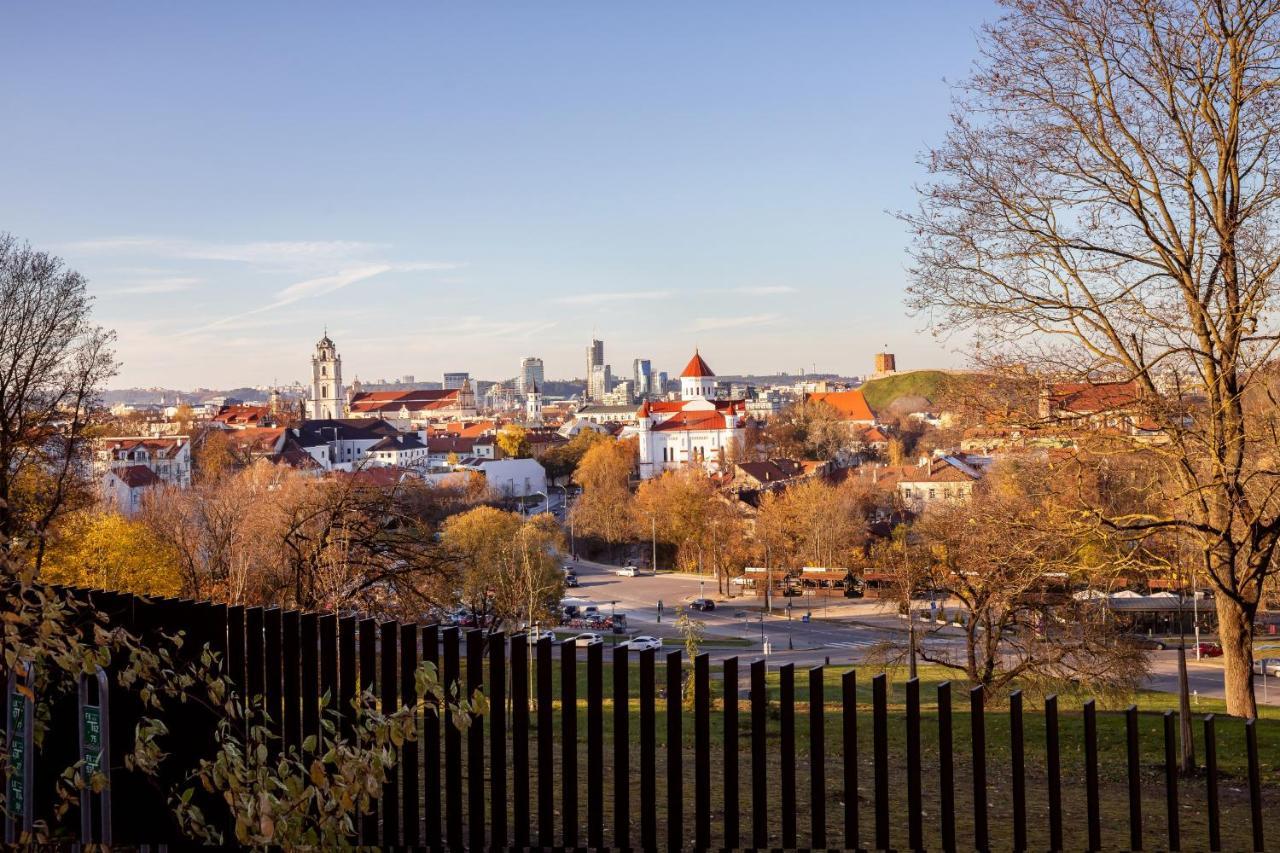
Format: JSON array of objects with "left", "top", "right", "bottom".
[{"left": 42, "top": 509, "right": 184, "bottom": 596}]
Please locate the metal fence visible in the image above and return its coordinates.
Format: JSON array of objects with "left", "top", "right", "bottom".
[{"left": 1, "top": 587, "right": 1273, "bottom": 850}]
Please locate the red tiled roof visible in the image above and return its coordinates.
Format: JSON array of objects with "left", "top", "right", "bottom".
[
  {"left": 428, "top": 436, "right": 477, "bottom": 453},
  {"left": 646, "top": 399, "right": 741, "bottom": 415},
  {"left": 114, "top": 464, "right": 162, "bottom": 488},
  {"left": 349, "top": 390, "right": 461, "bottom": 414},
  {"left": 101, "top": 437, "right": 188, "bottom": 458},
  {"left": 1046, "top": 380, "right": 1140, "bottom": 416},
  {"left": 223, "top": 427, "right": 286, "bottom": 455},
  {"left": 213, "top": 404, "right": 270, "bottom": 426},
  {"left": 650, "top": 411, "right": 738, "bottom": 432},
  {"left": 807, "top": 390, "right": 875, "bottom": 422},
  {"left": 679, "top": 350, "right": 715, "bottom": 379}
]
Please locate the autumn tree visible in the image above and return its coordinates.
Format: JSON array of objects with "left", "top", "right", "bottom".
[
  {"left": 906, "top": 0, "right": 1280, "bottom": 716},
  {"left": 0, "top": 234, "right": 116, "bottom": 570},
  {"left": 570, "top": 438, "right": 636, "bottom": 554},
  {"left": 541, "top": 428, "right": 607, "bottom": 482},
  {"left": 41, "top": 508, "right": 183, "bottom": 595},
  {"left": 761, "top": 399, "right": 851, "bottom": 461},
  {"left": 755, "top": 478, "right": 871, "bottom": 573},
  {"left": 442, "top": 506, "right": 565, "bottom": 631},
  {"left": 496, "top": 423, "right": 531, "bottom": 459},
  {"left": 634, "top": 467, "right": 748, "bottom": 589},
  {"left": 905, "top": 460, "right": 1148, "bottom": 698}
]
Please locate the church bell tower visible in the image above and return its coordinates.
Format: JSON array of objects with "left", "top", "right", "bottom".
[{"left": 309, "top": 331, "right": 345, "bottom": 420}]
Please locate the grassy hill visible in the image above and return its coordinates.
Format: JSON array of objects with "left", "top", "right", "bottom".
[{"left": 859, "top": 369, "right": 952, "bottom": 412}]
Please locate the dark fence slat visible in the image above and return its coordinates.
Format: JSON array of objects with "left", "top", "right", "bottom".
[
  {"left": 780, "top": 662, "right": 797, "bottom": 849},
  {"left": 843, "top": 669, "right": 858, "bottom": 851},
  {"left": 694, "top": 653, "right": 710, "bottom": 851},
  {"left": 906, "top": 677, "right": 922, "bottom": 853},
  {"left": 358, "top": 618, "right": 379, "bottom": 846},
  {"left": 614, "top": 645, "right": 630, "bottom": 851},
  {"left": 561, "top": 638, "right": 578, "bottom": 847},
  {"left": 264, "top": 608, "right": 284, "bottom": 751},
  {"left": 465, "top": 628, "right": 485, "bottom": 852},
  {"left": 666, "top": 649, "right": 683, "bottom": 853},
  {"left": 443, "top": 626, "right": 463, "bottom": 850},
  {"left": 1045, "top": 694, "right": 1063, "bottom": 851},
  {"left": 1010, "top": 689, "right": 1026, "bottom": 853},
  {"left": 1203, "top": 712, "right": 1213, "bottom": 850},
  {"left": 318, "top": 614, "right": 337, "bottom": 727},
  {"left": 536, "top": 636, "right": 553, "bottom": 848},
  {"left": 422, "top": 624, "right": 442, "bottom": 850},
  {"left": 872, "top": 672, "right": 889, "bottom": 853},
  {"left": 1084, "top": 699, "right": 1100, "bottom": 851},
  {"left": 722, "top": 655, "right": 739, "bottom": 850},
  {"left": 809, "top": 666, "right": 826, "bottom": 850},
  {"left": 400, "top": 622, "right": 421, "bottom": 848},
  {"left": 1246, "top": 717, "right": 1263, "bottom": 853},
  {"left": 380, "top": 621, "right": 400, "bottom": 846},
  {"left": 751, "top": 659, "right": 768, "bottom": 849},
  {"left": 1163, "top": 711, "right": 1179, "bottom": 852},
  {"left": 587, "top": 641, "right": 604, "bottom": 849},
  {"left": 509, "top": 633, "right": 528, "bottom": 850},
  {"left": 488, "top": 632, "right": 507, "bottom": 850},
  {"left": 338, "top": 616, "right": 356, "bottom": 741},
  {"left": 971, "top": 685, "right": 987, "bottom": 852},
  {"left": 300, "top": 614, "right": 319, "bottom": 754},
  {"left": 641, "top": 647, "right": 658, "bottom": 850},
  {"left": 227, "top": 605, "right": 245, "bottom": 696},
  {"left": 938, "top": 681, "right": 955, "bottom": 853},
  {"left": 1126, "top": 705, "right": 1142, "bottom": 852},
  {"left": 281, "top": 610, "right": 299, "bottom": 753}
]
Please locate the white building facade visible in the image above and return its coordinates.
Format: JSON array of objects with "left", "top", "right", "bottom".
[{"left": 634, "top": 351, "right": 746, "bottom": 479}]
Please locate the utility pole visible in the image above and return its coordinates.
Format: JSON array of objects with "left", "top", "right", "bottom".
[{"left": 650, "top": 515, "right": 658, "bottom": 573}]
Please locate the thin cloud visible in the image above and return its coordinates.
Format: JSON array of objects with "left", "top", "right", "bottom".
[
  {"left": 61, "top": 236, "right": 390, "bottom": 269},
  {"left": 555, "top": 290, "right": 673, "bottom": 305},
  {"left": 98, "top": 277, "right": 202, "bottom": 295},
  {"left": 687, "top": 313, "right": 781, "bottom": 332},
  {"left": 733, "top": 285, "right": 796, "bottom": 295}
]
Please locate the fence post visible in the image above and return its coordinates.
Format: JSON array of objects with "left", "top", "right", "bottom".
[
  {"left": 587, "top": 641, "right": 604, "bottom": 848},
  {"left": 843, "top": 669, "right": 858, "bottom": 851},
  {"left": 422, "top": 624, "right": 442, "bottom": 850},
  {"left": 508, "top": 632, "right": 527, "bottom": 850},
  {"left": 1126, "top": 705, "right": 1143, "bottom": 852},
  {"left": 535, "top": 636, "right": 553, "bottom": 847},
  {"left": 872, "top": 672, "right": 889, "bottom": 853},
  {"left": 694, "top": 653, "right": 710, "bottom": 851},
  {"left": 1246, "top": 718, "right": 1263, "bottom": 853},
  {"left": 906, "top": 677, "right": 922, "bottom": 853},
  {"left": 1045, "top": 695, "right": 1063, "bottom": 851},
  {"left": 780, "top": 663, "right": 797, "bottom": 849},
  {"left": 1010, "top": 690, "right": 1026, "bottom": 852},
  {"left": 1084, "top": 699, "right": 1100, "bottom": 851},
  {"left": 442, "top": 626, "right": 463, "bottom": 850},
  {"left": 809, "top": 666, "right": 826, "bottom": 850},
  {"left": 666, "top": 649, "right": 683, "bottom": 852},
  {"left": 938, "top": 681, "right": 955, "bottom": 853},
  {"left": 1163, "top": 711, "right": 1179, "bottom": 851},
  {"left": 1204, "top": 714, "right": 1219, "bottom": 853},
  {"left": 641, "top": 648, "right": 658, "bottom": 850},
  {"left": 722, "top": 656, "right": 739, "bottom": 849},
  {"left": 488, "top": 632, "right": 507, "bottom": 850},
  {"left": 751, "top": 658, "right": 768, "bottom": 848},
  {"left": 971, "top": 685, "right": 988, "bottom": 853},
  {"left": 400, "top": 622, "right": 421, "bottom": 847},
  {"left": 465, "top": 628, "right": 485, "bottom": 851},
  {"left": 614, "top": 646, "right": 631, "bottom": 850},
  {"left": 561, "top": 638, "right": 578, "bottom": 846}
]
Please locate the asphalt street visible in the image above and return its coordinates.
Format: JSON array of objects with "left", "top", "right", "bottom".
[{"left": 564, "top": 556, "right": 1280, "bottom": 706}]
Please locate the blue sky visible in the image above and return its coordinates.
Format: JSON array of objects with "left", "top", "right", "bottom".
[{"left": 1, "top": 2, "right": 995, "bottom": 389}]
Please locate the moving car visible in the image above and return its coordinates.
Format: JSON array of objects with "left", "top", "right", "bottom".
[
  {"left": 573, "top": 632, "right": 603, "bottom": 647},
  {"left": 1196, "top": 641, "right": 1224, "bottom": 657},
  {"left": 565, "top": 575, "right": 580, "bottom": 588},
  {"left": 622, "top": 635, "right": 662, "bottom": 651},
  {"left": 616, "top": 565, "right": 639, "bottom": 577},
  {"left": 1252, "top": 657, "right": 1280, "bottom": 676},
  {"left": 1119, "top": 634, "right": 1168, "bottom": 650},
  {"left": 690, "top": 598, "right": 716, "bottom": 612}
]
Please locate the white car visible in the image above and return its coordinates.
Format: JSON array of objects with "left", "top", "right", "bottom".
[
  {"left": 616, "top": 566, "right": 639, "bottom": 577},
  {"left": 573, "top": 632, "right": 603, "bottom": 647},
  {"left": 523, "top": 628, "right": 556, "bottom": 643},
  {"left": 622, "top": 635, "right": 662, "bottom": 652},
  {"left": 1252, "top": 657, "right": 1280, "bottom": 677}
]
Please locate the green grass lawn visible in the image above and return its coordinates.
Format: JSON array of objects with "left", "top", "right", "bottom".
[{"left": 421, "top": 658, "right": 1278, "bottom": 850}]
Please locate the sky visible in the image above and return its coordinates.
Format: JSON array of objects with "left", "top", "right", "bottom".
[{"left": 1, "top": 2, "right": 997, "bottom": 390}]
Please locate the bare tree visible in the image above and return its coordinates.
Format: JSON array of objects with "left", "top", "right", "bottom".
[
  {"left": 906, "top": 0, "right": 1280, "bottom": 716},
  {"left": 0, "top": 234, "right": 116, "bottom": 571}
]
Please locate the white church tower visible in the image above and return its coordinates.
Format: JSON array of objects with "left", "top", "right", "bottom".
[
  {"left": 679, "top": 349, "right": 716, "bottom": 400},
  {"left": 525, "top": 380, "right": 544, "bottom": 426},
  {"left": 308, "top": 331, "right": 345, "bottom": 420}
]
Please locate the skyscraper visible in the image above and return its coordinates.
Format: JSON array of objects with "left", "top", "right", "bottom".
[
  {"left": 585, "top": 338, "right": 604, "bottom": 400},
  {"left": 633, "top": 358, "right": 653, "bottom": 398},
  {"left": 443, "top": 372, "right": 470, "bottom": 390},
  {"left": 518, "top": 356, "right": 545, "bottom": 394},
  {"left": 589, "top": 364, "right": 612, "bottom": 401}
]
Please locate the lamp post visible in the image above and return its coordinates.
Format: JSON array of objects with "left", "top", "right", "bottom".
[
  {"left": 649, "top": 514, "right": 658, "bottom": 574},
  {"left": 787, "top": 601, "right": 794, "bottom": 650}
]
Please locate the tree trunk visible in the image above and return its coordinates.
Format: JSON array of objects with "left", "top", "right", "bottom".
[{"left": 1215, "top": 594, "right": 1257, "bottom": 718}]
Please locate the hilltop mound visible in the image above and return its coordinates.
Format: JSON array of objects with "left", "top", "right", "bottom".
[{"left": 859, "top": 370, "right": 952, "bottom": 413}]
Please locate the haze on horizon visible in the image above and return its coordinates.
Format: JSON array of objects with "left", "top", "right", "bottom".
[{"left": 0, "top": 2, "right": 995, "bottom": 389}]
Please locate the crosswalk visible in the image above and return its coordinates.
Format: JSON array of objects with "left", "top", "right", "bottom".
[{"left": 824, "top": 639, "right": 876, "bottom": 649}]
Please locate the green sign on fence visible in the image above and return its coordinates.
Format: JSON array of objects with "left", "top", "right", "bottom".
[
  {"left": 7, "top": 694, "right": 26, "bottom": 816},
  {"left": 82, "top": 705, "right": 102, "bottom": 774}
]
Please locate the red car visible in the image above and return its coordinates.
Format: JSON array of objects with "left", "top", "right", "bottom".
[{"left": 1196, "top": 642, "right": 1224, "bottom": 657}]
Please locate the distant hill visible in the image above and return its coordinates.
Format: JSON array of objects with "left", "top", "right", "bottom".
[{"left": 859, "top": 370, "right": 953, "bottom": 413}]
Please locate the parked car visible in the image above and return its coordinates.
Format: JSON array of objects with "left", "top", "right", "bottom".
[
  {"left": 616, "top": 565, "right": 639, "bottom": 577},
  {"left": 1196, "top": 642, "right": 1224, "bottom": 657},
  {"left": 622, "top": 636, "right": 662, "bottom": 652},
  {"left": 1120, "top": 634, "right": 1168, "bottom": 650},
  {"left": 573, "top": 632, "right": 603, "bottom": 647},
  {"left": 1252, "top": 657, "right": 1280, "bottom": 676},
  {"left": 524, "top": 628, "right": 556, "bottom": 643},
  {"left": 690, "top": 598, "right": 716, "bottom": 612}
]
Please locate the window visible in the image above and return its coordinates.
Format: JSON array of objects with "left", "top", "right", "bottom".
[{"left": 322, "top": 365, "right": 327, "bottom": 376}]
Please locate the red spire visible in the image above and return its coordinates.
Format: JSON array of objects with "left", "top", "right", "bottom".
[
  {"left": 679, "top": 349, "right": 715, "bottom": 378},
  {"left": 637, "top": 400, "right": 651, "bottom": 418}
]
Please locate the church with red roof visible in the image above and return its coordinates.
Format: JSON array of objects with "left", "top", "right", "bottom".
[{"left": 631, "top": 349, "right": 748, "bottom": 479}]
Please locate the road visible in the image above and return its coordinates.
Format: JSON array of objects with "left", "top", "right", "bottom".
[{"left": 564, "top": 556, "right": 1280, "bottom": 705}]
